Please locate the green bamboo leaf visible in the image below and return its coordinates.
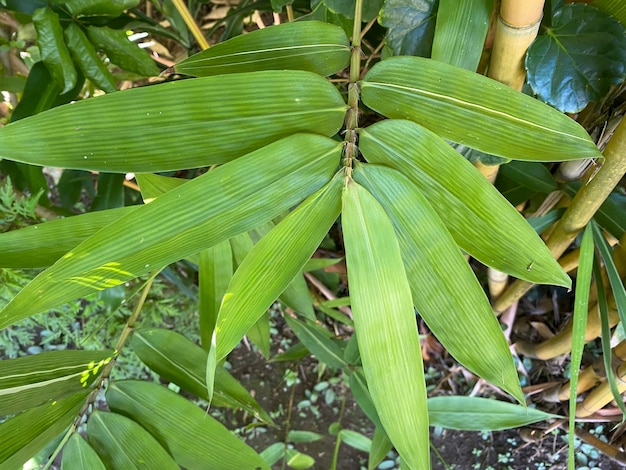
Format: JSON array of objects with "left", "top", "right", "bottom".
[
  {"left": 199, "top": 241, "right": 233, "bottom": 350},
  {"left": 288, "top": 430, "right": 324, "bottom": 443},
  {"left": 284, "top": 315, "right": 347, "bottom": 369},
  {"left": 0, "top": 206, "right": 134, "bottom": 268},
  {"left": 87, "top": 25, "right": 159, "bottom": 77},
  {"left": 135, "top": 173, "right": 187, "bottom": 201},
  {"left": 359, "top": 119, "right": 571, "bottom": 288},
  {"left": 349, "top": 369, "right": 382, "bottom": 428},
  {"left": 498, "top": 161, "right": 558, "bottom": 194},
  {"left": 593, "top": 252, "right": 626, "bottom": 417},
  {"left": 432, "top": 0, "right": 493, "bottom": 71},
  {"left": 87, "top": 410, "right": 179, "bottom": 469},
  {"left": 175, "top": 21, "right": 349, "bottom": 77},
  {"left": 339, "top": 429, "right": 372, "bottom": 453},
  {"left": 270, "top": 342, "right": 309, "bottom": 362},
  {"left": 0, "top": 349, "right": 113, "bottom": 415},
  {"left": 247, "top": 312, "right": 271, "bottom": 359},
  {"left": 130, "top": 328, "right": 273, "bottom": 424},
  {"left": 354, "top": 163, "right": 523, "bottom": 403},
  {"left": 215, "top": 172, "right": 342, "bottom": 360},
  {"left": 0, "top": 134, "right": 341, "bottom": 328},
  {"left": 342, "top": 180, "right": 429, "bottom": 469},
  {"left": 106, "top": 380, "right": 269, "bottom": 469},
  {"left": 61, "top": 434, "right": 106, "bottom": 470},
  {"left": 248, "top": 223, "right": 316, "bottom": 319},
  {"left": 593, "top": 0, "right": 626, "bottom": 25},
  {"left": 58, "top": 0, "right": 140, "bottom": 17},
  {"left": 593, "top": 222, "right": 626, "bottom": 329},
  {"left": 368, "top": 426, "right": 392, "bottom": 470},
  {"left": 33, "top": 7, "right": 77, "bottom": 93},
  {"left": 0, "top": 70, "right": 347, "bottom": 172},
  {"left": 260, "top": 442, "right": 285, "bottom": 467},
  {"left": 427, "top": 397, "right": 559, "bottom": 430},
  {"left": 65, "top": 24, "right": 116, "bottom": 93},
  {"left": 568, "top": 224, "right": 594, "bottom": 466},
  {"left": 0, "top": 390, "right": 88, "bottom": 469},
  {"left": 285, "top": 449, "right": 315, "bottom": 469},
  {"left": 361, "top": 57, "right": 601, "bottom": 161}
]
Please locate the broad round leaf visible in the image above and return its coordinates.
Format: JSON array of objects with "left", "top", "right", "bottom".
[
  {"left": 342, "top": 180, "right": 430, "bottom": 469},
  {"left": 526, "top": 4, "right": 626, "bottom": 113},
  {"left": 175, "top": 21, "right": 349, "bottom": 77},
  {"left": 0, "top": 70, "right": 347, "bottom": 172},
  {"left": 87, "top": 411, "right": 179, "bottom": 469},
  {"left": 354, "top": 163, "right": 523, "bottom": 403},
  {"left": 358, "top": 119, "right": 571, "bottom": 288},
  {"left": 106, "top": 380, "right": 269, "bottom": 469},
  {"left": 0, "top": 134, "right": 341, "bottom": 328},
  {"left": 379, "top": 0, "right": 437, "bottom": 56},
  {"left": 33, "top": 7, "right": 77, "bottom": 93},
  {"left": 361, "top": 56, "right": 601, "bottom": 161},
  {"left": 0, "top": 206, "right": 134, "bottom": 268}
]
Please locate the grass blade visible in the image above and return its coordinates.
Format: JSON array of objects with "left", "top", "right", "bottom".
[{"left": 568, "top": 224, "right": 594, "bottom": 469}]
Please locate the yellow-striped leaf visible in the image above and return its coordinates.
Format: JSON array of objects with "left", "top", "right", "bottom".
[
  {"left": 216, "top": 172, "right": 343, "bottom": 359},
  {"left": 0, "top": 134, "right": 341, "bottom": 328},
  {"left": 0, "top": 390, "right": 89, "bottom": 469},
  {"left": 342, "top": 180, "right": 429, "bottom": 469},
  {"left": 0, "top": 70, "right": 347, "bottom": 172},
  {"left": 0, "top": 349, "right": 113, "bottom": 415},
  {"left": 359, "top": 119, "right": 571, "bottom": 288},
  {"left": 175, "top": 21, "right": 349, "bottom": 77},
  {"left": 361, "top": 56, "right": 601, "bottom": 161},
  {"left": 354, "top": 163, "right": 523, "bottom": 403}
]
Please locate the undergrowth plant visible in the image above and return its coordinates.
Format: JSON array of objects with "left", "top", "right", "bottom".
[{"left": 0, "top": 0, "right": 625, "bottom": 469}]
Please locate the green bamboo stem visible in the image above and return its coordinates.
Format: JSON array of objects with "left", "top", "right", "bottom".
[
  {"left": 342, "top": 0, "right": 363, "bottom": 180},
  {"left": 494, "top": 117, "right": 626, "bottom": 313}
]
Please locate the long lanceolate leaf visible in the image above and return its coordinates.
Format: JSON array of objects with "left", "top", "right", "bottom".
[
  {"left": 0, "top": 70, "right": 347, "bottom": 172},
  {"left": 0, "top": 206, "right": 135, "bottom": 268},
  {"left": 431, "top": 0, "right": 494, "bottom": 71},
  {"left": 0, "top": 134, "right": 342, "bottom": 329},
  {"left": 342, "top": 180, "right": 429, "bottom": 469},
  {"left": 215, "top": 172, "right": 343, "bottom": 360},
  {"left": 0, "top": 390, "right": 89, "bottom": 469},
  {"left": 175, "top": 21, "right": 350, "bottom": 77},
  {"left": 359, "top": 120, "right": 571, "bottom": 288},
  {"left": 0, "top": 349, "right": 113, "bottom": 415},
  {"left": 107, "top": 380, "right": 269, "bottom": 469},
  {"left": 354, "top": 164, "right": 523, "bottom": 403},
  {"left": 361, "top": 57, "right": 602, "bottom": 162}
]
